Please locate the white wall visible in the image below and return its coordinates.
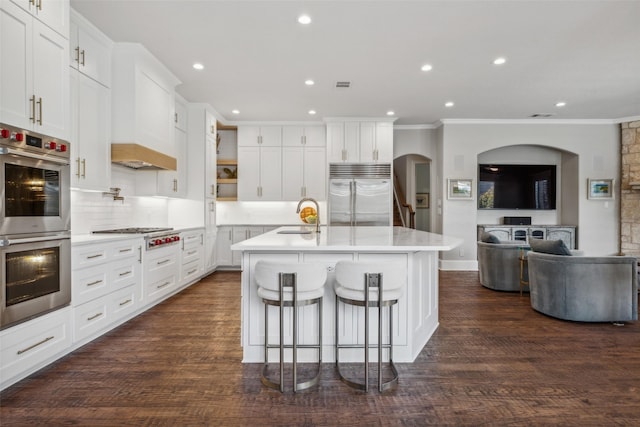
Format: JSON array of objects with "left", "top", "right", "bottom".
[{"left": 440, "top": 122, "right": 620, "bottom": 269}]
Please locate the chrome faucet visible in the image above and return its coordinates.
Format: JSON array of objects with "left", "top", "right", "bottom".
[{"left": 296, "top": 197, "right": 320, "bottom": 233}]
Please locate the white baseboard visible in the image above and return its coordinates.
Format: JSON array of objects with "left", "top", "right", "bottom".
[{"left": 439, "top": 259, "right": 478, "bottom": 271}]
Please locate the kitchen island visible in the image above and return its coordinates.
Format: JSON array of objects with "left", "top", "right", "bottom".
[{"left": 231, "top": 226, "right": 462, "bottom": 363}]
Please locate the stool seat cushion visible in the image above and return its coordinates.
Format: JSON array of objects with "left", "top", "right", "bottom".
[
  {"left": 258, "top": 287, "right": 325, "bottom": 302},
  {"left": 334, "top": 285, "right": 403, "bottom": 302},
  {"left": 334, "top": 261, "right": 406, "bottom": 302},
  {"left": 254, "top": 261, "right": 327, "bottom": 302}
]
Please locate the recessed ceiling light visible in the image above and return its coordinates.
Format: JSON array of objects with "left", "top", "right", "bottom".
[
  {"left": 445, "top": 101, "right": 455, "bottom": 108},
  {"left": 493, "top": 57, "right": 506, "bottom": 65},
  {"left": 232, "top": 109, "right": 240, "bottom": 115},
  {"left": 298, "top": 15, "right": 311, "bottom": 24},
  {"left": 193, "top": 63, "right": 204, "bottom": 70},
  {"left": 555, "top": 101, "right": 567, "bottom": 107},
  {"left": 305, "top": 79, "right": 315, "bottom": 86},
  {"left": 386, "top": 111, "right": 395, "bottom": 116},
  {"left": 308, "top": 110, "right": 316, "bottom": 115},
  {"left": 421, "top": 64, "right": 433, "bottom": 72}
]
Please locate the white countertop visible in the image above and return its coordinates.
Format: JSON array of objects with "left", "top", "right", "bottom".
[{"left": 231, "top": 226, "right": 463, "bottom": 252}]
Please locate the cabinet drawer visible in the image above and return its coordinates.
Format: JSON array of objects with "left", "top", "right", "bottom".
[
  {"left": 73, "top": 295, "right": 109, "bottom": 342},
  {"left": 73, "top": 265, "right": 109, "bottom": 306},
  {"left": 110, "top": 258, "right": 139, "bottom": 292},
  {"left": 109, "top": 285, "right": 138, "bottom": 323},
  {"left": 181, "top": 259, "right": 201, "bottom": 285},
  {"left": 108, "top": 242, "right": 141, "bottom": 260},
  {"left": 144, "top": 274, "right": 177, "bottom": 302},
  {"left": 73, "top": 246, "right": 108, "bottom": 268},
  {"left": 1, "top": 308, "right": 72, "bottom": 385},
  {"left": 182, "top": 246, "right": 202, "bottom": 264}
]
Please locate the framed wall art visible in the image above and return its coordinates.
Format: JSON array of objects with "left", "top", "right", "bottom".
[
  {"left": 416, "top": 193, "right": 429, "bottom": 208},
  {"left": 448, "top": 179, "right": 473, "bottom": 200},
  {"left": 588, "top": 178, "right": 614, "bottom": 199}
]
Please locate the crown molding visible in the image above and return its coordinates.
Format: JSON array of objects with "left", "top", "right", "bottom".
[
  {"left": 438, "top": 118, "right": 619, "bottom": 125},
  {"left": 393, "top": 124, "right": 438, "bottom": 130}
]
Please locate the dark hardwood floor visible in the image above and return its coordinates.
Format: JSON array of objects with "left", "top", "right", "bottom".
[{"left": 1, "top": 271, "right": 639, "bottom": 426}]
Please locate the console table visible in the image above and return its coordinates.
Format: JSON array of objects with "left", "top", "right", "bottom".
[{"left": 477, "top": 225, "right": 577, "bottom": 249}]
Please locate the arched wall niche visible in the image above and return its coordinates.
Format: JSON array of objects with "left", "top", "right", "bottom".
[{"left": 476, "top": 144, "right": 579, "bottom": 227}]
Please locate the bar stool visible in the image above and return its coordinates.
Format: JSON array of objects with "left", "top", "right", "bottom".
[
  {"left": 334, "top": 261, "right": 405, "bottom": 392},
  {"left": 254, "top": 261, "right": 327, "bottom": 392}
]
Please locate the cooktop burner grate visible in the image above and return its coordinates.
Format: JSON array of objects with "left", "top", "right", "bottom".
[{"left": 92, "top": 227, "right": 173, "bottom": 234}]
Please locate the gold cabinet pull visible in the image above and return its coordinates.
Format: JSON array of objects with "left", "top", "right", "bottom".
[
  {"left": 157, "top": 281, "right": 171, "bottom": 289},
  {"left": 36, "top": 0, "right": 42, "bottom": 11},
  {"left": 173, "top": 179, "right": 178, "bottom": 192},
  {"left": 76, "top": 157, "right": 81, "bottom": 178},
  {"left": 157, "top": 259, "right": 170, "bottom": 265},
  {"left": 36, "top": 97, "right": 42, "bottom": 125},
  {"left": 80, "top": 49, "right": 85, "bottom": 66},
  {"left": 29, "top": 96, "right": 36, "bottom": 123},
  {"left": 17, "top": 336, "right": 53, "bottom": 355},
  {"left": 87, "top": 312, "right": 102, "bottom": 321},
  {"left": 81, "top": 158, "right": 86, "bottom": 178},
  {"left": 86, "top": 253, "right": 102, "bottom": 259},
  {"left": 119, "top": 299, "right": 132, "bottom": 307},
  {"left": 75, "top": 46, "right": 80, "bottom": 64},
  {"left": 86, "top": 279, "right": 103, "bottom": 287},
  {"left": 118, "top": 270, "right": 132, "bottom": 277}
]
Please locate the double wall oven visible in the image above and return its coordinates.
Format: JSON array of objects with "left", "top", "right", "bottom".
[{"left": 1, "top": 123, "right": 71, "bottom": 330}]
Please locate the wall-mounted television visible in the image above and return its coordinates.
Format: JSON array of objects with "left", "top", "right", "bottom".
[{"left": 478, "top": 164, "right": 556, "bottom": 210}]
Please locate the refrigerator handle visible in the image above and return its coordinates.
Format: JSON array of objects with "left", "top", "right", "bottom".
[{"left": 350, "top": 181, "right": 356, "bottom": 227}]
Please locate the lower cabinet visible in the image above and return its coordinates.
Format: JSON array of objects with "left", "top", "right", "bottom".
[
  {"left": 143, "top": 245, "right": 179, "bottom": 305},
  {"left": 215, "top": 225, "right": 277, "bottom": 268},
  {"left": 0, "top": 307, "right": 72, "bottom": 390},
  {"left": 477, "top": 225, "right": 577, "bottom": 249},
  {"left": 180, "top": 229, "right": 205, "bottom": 286},
  {"left": 72, "top": 238, "right": 143, "bottom": 344}
]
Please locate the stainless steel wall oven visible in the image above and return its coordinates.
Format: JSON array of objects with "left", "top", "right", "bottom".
[{"left": 1, "top": 123, "right": 71, "bottom": 330}]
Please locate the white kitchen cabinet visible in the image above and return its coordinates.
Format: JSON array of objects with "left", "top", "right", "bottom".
[
  {"left": 215, "top": 226, "right": 233, "bottom": 267},
  {"left": 71, "top": 238, "right": 142, "bottom": 343},
  {"left": 282, "top": 146, "right": 326, "bottom": 200},
  {"left": 143, "top": 245, "right": 179, "bottom": 305},
  {"left": 155, "top": 126, "right": 187, "bottom": 197},
  {"left": 174, "top": 94, "right": 187, "bottom": 131},
  {"left": 70, "top": 69, "right": 110, "bottom": 191},
  {"left": 69, "top": 9, "right": 111, "bottom": 87},
  {"left": 216, "top": 226, "right": 269, "bottom": 268},
  {"left": 0, "top": 1, "right": 69, "bottom": 139},
  {"left": 180, "top": 229, "right": 205, "bottom": 287},
  {"left": 205, "top": 116, "right": 217, "bottom": 199},
  {"left": 111, "top": 43, "right": 180, "bottom": 158},
  {"left": 326, "top": 120, "right": 394, "bottom": 163},
  {"left": 237, "top": 145, "right": 282, "bottom": 201},
  {"left": 238, "top": 125, "right": 281, "bottom": 147},
  {"left": 8, "top": 0, "right": 69, "bottom": 39},
  {"left": 0, "top": 306, "right": 72, "bottom": 391},
  {"left": 282, "top": 125, "right": 325, "bottom": 147}
]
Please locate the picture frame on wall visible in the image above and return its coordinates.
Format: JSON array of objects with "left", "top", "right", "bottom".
[
  {"left": 448, "top": 179, "right": 473, "bottom": 199},
  {"left": 588, "top": 178, "right": 614, "bottom": 199},
  {"left": 416, "top": 193, "right": 429, "bottom": 208}
]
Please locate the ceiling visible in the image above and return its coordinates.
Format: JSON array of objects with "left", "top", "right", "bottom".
[{"left": 70, "top": 0, "right": 640, "bottom": 126}]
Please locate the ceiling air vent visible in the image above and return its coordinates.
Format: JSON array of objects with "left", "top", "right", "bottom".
[
  {"left": 530, "top": 113, "right": 555, "bottom": 118},
  {"left": 336, "top": 81, "right": 351, "bottom": 88}
]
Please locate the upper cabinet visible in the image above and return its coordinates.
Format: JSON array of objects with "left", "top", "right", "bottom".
[
  {"left": 69, "top": 9, "right": 111, "bottom": 87},
  {"left": 282, "top": 126, "right": 326, "bottom": 200},
  {"left": 174, "top": 95, "right": 187, "bottom": 132},
  {"left": 237, "top": 125, "right": 282, "bottom": 147},
  {"left": 282, "top": 125, "right": 325, "bottom": 147},
  {"left": 326, "top": 119, "right": 394, "bottom": 163},
  {"left": 8, "top": 0, "right": 69, "bottom": 38},
  {"left": 111, "top": 43, "right": 181, "bottom": 158},
  {"left": 0, "top": 1, "right": 70, "bottom": 139}
]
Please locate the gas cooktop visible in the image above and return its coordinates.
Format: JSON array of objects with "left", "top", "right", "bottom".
[{"left": 92, "top": 227, "right": 173, "bottom": 234}]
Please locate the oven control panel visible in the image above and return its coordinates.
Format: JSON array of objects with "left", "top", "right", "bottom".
[
  {"left": 146, "top": 233, "right": 180, "bottom": 250},
  {"left": 0, "top": 123, "right": 70, "bottom": 159}
]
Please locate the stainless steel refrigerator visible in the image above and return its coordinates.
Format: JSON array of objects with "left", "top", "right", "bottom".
[{"left": 328, "top": 163, "right": 392, "bottom": 226}]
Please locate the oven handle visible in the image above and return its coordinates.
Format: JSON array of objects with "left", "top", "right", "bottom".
[
  {"left": 0, "top": 233, "right": 70, "bottom": 247},
  {"left": 0, "top": 147, "right": 69, "bottom": 165}
]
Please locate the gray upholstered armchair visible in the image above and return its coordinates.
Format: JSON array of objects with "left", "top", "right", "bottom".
[
  {"left": 477, "top": 239, "right": 530, "bottom": 292},
  {"left": 528, "top": 250, "right": 638, "bottom": 322}
]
